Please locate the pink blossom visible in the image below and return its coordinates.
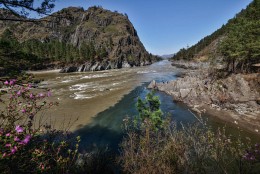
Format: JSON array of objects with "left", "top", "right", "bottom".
[
  {"left": 21, "top": 135, "right": 31, "bottom": 144},
  {"left": 11, "top": 146, "right": 17, "bottom": 154},
  {"left": 4, "top": 81, "right": 9, "bottom": 85},
  {"left": 38, "top": 93, "right": 45, "bottom": 98},
  {"left": 17, "top": 90, "right": 21, "bottom": 96},
  {"left": 5, "top": 144, "right": 11, "bottom": 147},
  {"left": 21, "top": 109, "right": 26, "bottom": 113},
  {"left": 15, "top": 125, "right": 24, "bottom": 133},
  {"left": 2, "top": 153, "right": 7, "bottom": 158},
  {"left": 14, "top": 136, "right": 20, "bottom": 142},
  {"left": 9, "top": 80, "right": 15, "bottom": 86},
  {"left": 5, "top": 133, "right": 11, "bottom": 137},
  {"left": 29, "top": 93, "right": 34, "bottom": 99}
]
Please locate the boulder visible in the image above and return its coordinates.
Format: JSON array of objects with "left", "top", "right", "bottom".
[
  {"left": 180, "top": 88, "right": 191, "bottom": 99},
  {"left": 148, "top": 80, "right": 157, "bottom": 89},
  {"left": 59, "top": 66, "right": 78, "bottom": 73},
  {"left": 78, "top": 65, "right": 85, "bottom": 72},
  {"left": 122, "top": 61, "right": 131, "bottom": 68}
]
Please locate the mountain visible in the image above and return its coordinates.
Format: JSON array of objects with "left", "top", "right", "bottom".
[
  {"left": 172, "top": 0, "right": 260, "bottom": 73},
  {"left": 160, "top": 54, "right": 174, "bottom": 59},
  {"left": 0, "top": 6, "right": 160, "bottom": 75}
]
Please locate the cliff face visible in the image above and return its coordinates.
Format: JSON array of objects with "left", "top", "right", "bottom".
[{"left": 0, "top": 6, "right": 158, "bottom": 73}]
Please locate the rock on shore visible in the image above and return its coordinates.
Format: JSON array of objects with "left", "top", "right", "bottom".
[{"left": 59, "top": 60, "right": 152, "bottom": 73}]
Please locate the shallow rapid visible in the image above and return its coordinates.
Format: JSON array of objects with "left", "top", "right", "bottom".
[
  {"left": 34, "top": 60, "right": 180, "bottom": 130},
  {"left": 35, "top": 60, "right": 260, "bottom": 150}
]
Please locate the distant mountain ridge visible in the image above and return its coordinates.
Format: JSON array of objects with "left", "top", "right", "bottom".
[
  {"left": 0, "top": 6, "right": 159, "bottom": 75},
  {"left": 160, "top": 54, "right": 174, "bottom": 59}
]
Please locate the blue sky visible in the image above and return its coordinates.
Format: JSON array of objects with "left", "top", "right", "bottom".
[{"left": 38, "top": 0, "right": 252, "bottom": 55}]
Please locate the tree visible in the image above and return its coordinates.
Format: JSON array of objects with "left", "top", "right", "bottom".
[
  {"left": 136, "top": 92, "right": 164, "bottom": 130},
  {"left": 0, "top": 0, "right": 55, "bottom": 21}
]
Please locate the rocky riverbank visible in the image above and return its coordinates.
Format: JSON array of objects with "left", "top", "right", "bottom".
[
  {"left": 148, "top": 61, "right": 260, "bottom": 134},
  {"left": 59, "top": 59, "right": 152, "bottom": 73}
]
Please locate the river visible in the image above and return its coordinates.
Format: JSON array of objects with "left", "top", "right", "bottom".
[{"left": 34, "top": 60, "right": 260, "bottom": 151}]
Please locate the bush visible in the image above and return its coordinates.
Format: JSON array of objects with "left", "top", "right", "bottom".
[
  {"left": 0, "top": 79, "right": 80, "bottom": 173},
  {"left": 119, "top": 92, "right": 260, "bottom": 174}
]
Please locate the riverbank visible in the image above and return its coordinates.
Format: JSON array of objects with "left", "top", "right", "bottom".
[
  {"left": 26, "top": 69, "right": 62, "bottom": 74},
  {"left": 148, "top": 61, "right": 260, "bottom": 135}
]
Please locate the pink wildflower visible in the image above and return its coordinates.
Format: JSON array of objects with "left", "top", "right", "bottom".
[
  {"left": 15, "top": 125, "right": 24, "bottom": 133},
  {"left": 4, "top": 81, "right": 9, "bottom": 85},
  {"left": 21, "top": 135, "right": 31, "bottom": 145},
  {"left": 21, "top": 109, "right": 26, "bottom": 113},
  {"left": 14, "top": 136, "right": 20, "bottom": 142},
  {"left": 17, "top": 90, "right": 21, "bottom": 96},
  {"left": 5, "top": 133, "right": 11, "bottom": 137},
  {"left": 2, "top": 153, "right": 7, "bottom": 158},
  {"left": 11, "top": 146, "right": 17, "bottom": 154},
  {"left": 9, "top": 80, "right": 15, "bottom": 86},
  {"left": 5, "top": 144, "right": 11, "bottom": 147},
  {"left": 38, "top": 93, "right": 45, "bottom": 98},
  {"left": 29, "top": 93, "right": 34, "bottom": 99}
]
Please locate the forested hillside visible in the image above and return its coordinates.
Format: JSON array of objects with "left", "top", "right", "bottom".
[
  {"left": 172, "top": 0, "right": 260, "bottom": 73},
  {"left": 0, "top": 6, "right": 159, "bottom": 76}
]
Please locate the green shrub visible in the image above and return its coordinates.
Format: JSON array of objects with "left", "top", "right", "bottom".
[{"left": 119, "top": 92, "right": 260, "bottom": 174}]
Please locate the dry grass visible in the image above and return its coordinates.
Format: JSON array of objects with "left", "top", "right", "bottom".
[{"left": 119, "top": 118, "right": 258, "bottom": 174}]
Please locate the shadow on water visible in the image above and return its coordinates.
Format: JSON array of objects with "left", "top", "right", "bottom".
[
  {"left": 75, "top": 60, "right": 260, "bottom": 153},
  {"left": 75, "top": 82, "right": 198, "bottom": 152}
]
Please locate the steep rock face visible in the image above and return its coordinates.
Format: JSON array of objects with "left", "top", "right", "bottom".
[{"left": 0, "top": 6, "right": 158, "bottom": 72}]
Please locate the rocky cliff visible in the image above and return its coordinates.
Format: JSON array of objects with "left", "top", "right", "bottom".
[{"left": 0, "top": 6, "right": 159, "bottom": 73}]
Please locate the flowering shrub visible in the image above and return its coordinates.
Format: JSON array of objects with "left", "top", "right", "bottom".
[
  {"left": 0, "top": 79, "right": 80, "bottom": 173},
  {"left": 0, "top": 79, "right": 56, "bottom": 129},
  {"left": 242, "top": 143, "right": 260, "bottom": 172},
  {"left": 0, "top": 125, "right": 30, "bottom": 159}
]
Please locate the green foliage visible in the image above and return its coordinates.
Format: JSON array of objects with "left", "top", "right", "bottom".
[
  {"left": 0, "top": 30, "right": 109, "bottom": 76},
  {"left": 136, "top": 92, "right": 164, "bottom": 130},
  {"left": 173, "top": 0, "right": 260, "bottom": 73},
  {"left": 219, "top": 0, "right": 260, "bottom": 72},
  {"left": 120, "top": 93, "right": 260, "bottom": 173},
  {"left": 0, "top": 0, "right": 55, "bottom": 18}
]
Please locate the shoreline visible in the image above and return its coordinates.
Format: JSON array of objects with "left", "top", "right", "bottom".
[
  {"left": 192, "top": 104, "right": 260, "bottom": 136},
  {"left": 149, "top": 61, "right": 260, "bottom": 135},
  {"left": 26, "top": 69, "right": 62, "bottom": 74}
]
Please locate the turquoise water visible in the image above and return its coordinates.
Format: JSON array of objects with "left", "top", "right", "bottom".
[
  {"left": 76, "top": 83, "right": 199, "bottom": 151},
  {"left": 75, "top": 61, "right": 260, "bottom": 152}
]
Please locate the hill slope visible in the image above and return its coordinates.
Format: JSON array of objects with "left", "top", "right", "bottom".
[
  {"left": 0, "top": 6, "right": 159, "bottom": 75},
  {"left": 172, "top": 0, "right": 260, "bottom": 73}
]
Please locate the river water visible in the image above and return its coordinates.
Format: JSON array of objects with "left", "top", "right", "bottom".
[
  {"left": 34, "top": 60, "right": 180, "bottom": 131},
  {"left": 34, "top": 60, "right": 259, "bottom": 151}
]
